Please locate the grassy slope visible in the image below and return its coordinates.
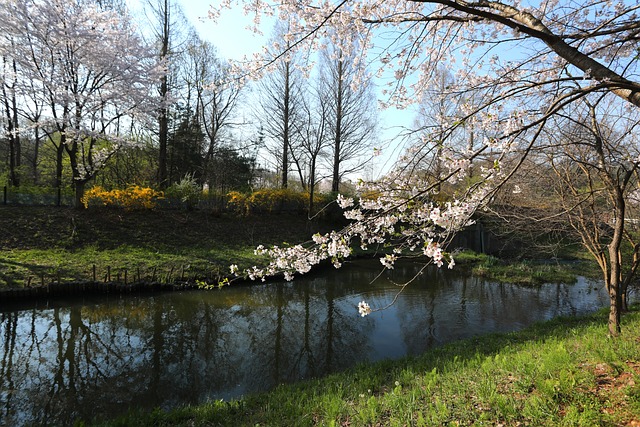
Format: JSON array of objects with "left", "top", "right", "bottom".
[
  {"left": 97, "top": 307, "right": 640, "bottom": 426},
  {"left": 0, "top": 205, "right": 333, "bottom": 288}
]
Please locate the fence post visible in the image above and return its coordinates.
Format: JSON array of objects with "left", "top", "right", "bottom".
[{"left": 3, "top": 186, "right": 6, "bottom": 205}]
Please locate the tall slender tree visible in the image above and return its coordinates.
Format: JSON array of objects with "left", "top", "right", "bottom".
[
  {"left": 318, "top": 39, "right": 377, "bottom": 192},
  {"left": 254, "top": 21, "right": 306, "bottom": 189}
]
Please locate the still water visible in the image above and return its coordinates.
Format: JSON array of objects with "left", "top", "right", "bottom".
[{"left": 0, "top": 259, "right": 608, "bottom": 426}]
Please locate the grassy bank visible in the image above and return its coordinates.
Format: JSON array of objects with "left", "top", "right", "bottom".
[
  {"left": 0, "top": 205, "right": 335, "bottom": 289},
  {"left": 454, "top": 250, "right": 602, "bottom": 284},
  {"left": 95, "top": 307, "right": 640, "bottom": 426},
  {"left": 1, "top": 206, "right": 602, "bottom": 291}
]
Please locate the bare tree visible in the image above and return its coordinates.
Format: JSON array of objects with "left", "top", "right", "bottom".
[
  {"left": 294, "top": 84, "right": 331, "bottom": 213},
  {"left": 180, "top": 37, "right": 243, "bottom": 186},
  {"left": 317, "top": 38, "right": 378, "bottom": 192},
  {"left": 493, "top": 94, "right": 640, "bottom": 334},
  {"left": 255, "top": 21, "right": 306, "bottom": 189}
]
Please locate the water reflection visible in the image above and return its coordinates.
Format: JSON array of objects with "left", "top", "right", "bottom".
[{"left": 0, "top": 260, "right": 608, "bottom": 426}]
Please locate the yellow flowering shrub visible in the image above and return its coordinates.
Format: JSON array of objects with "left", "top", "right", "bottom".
[
  {"left": 227, "top": 189, "right": 311, "bottom": 215},
  {"left": 226, "top": 191, "right": 248, "bottom": 214},
  {"left": 82, "top": 186, "right": 164, "bottom": 210}
]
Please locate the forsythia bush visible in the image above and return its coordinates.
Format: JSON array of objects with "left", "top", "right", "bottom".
[
  {"left": 226, "top": 191, "right": 248, "bottom": 214},
  {"left": 82, "top": 185, "right": 164, "bottom": 210},
  {"left": 227, "top": 189, "right": 311, "bottom": 215}
]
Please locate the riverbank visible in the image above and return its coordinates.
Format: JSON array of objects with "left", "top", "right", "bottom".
[
  {"left": 94, "top": 306, "right": 640, "bottom": 426},
  {"left": 0, "top": 205, "right": 338, "bottom": 293},
  {"left": 1, "top": 206, "right": 599, "bottom": 300}
]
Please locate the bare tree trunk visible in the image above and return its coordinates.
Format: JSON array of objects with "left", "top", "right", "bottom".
[
  {"left": 331, "top": 60, "right": 343, "bottom": 193},
  {"left": 3, "top": 57, "right": 20, "bottom": 187},
  {"left": 607, "top": 191, "right": 625, "bottom": 336},
  {"left": 282, "top": 62, "right": 290, "bottom": 189},
  {"left": 157, "top": 0, "right": 170, "bottom": 189},
  {"left": 308, "top": 156, "right": 316, "bottom": 214}
]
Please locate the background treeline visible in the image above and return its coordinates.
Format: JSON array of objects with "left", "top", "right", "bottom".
[{"left": 0, "top": 0, "right": 378, "bottom": 210}]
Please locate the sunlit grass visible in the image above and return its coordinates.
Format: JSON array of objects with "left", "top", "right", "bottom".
[{"left": 0, "top": 245, "right": 265, "bottom": 287}]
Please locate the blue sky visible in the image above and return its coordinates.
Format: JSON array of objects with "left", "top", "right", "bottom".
[{"left": 177, "top": 1, "right": 271, "bottom": 61}]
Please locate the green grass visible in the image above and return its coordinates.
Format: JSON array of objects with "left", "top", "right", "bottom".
[
  {"left": 92, "top": 306, "right": 640, "bottom": 426},
  {"left": 454, "top": 249, "right": 601, "bottom": 285},
  {"left": 0, "top": 206, "right": 334, "bottom": 288},
  {"left": 1, "top": 207, "right": 602, "bottom": 289}
]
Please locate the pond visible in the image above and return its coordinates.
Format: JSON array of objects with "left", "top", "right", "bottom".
[{"left": 0, "top": 259, "right": 608, "bottom": 426}]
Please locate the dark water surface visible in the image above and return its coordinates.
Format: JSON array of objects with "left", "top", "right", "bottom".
[{"left": 0, "top": 259, "right": 608, "bottom": 426}]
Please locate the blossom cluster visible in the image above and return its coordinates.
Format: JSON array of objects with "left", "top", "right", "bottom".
[{"left": 230, "top": 153, "right": 494, "bottom": 284}]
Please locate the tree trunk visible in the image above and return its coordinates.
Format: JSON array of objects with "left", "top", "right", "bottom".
[
  {"left": 158, "top": 104, "right": 168, "bottom": 189},
  {"left": 157, "top": 0, "right": 170, "bottom": 190},
  {"left": 32, "top": 126, "right": 41, "bottom": 185},
  {"left": 282, "top": 62, "right": 290, "bottom": 189},
  {"left": 607, "top": 277, "right": 622, "bottom": 337},
  {"left": 606, "top": 193, "right": 625, "bottom": 336},
  {"left": 54, "top": 143, "right": 64, "bottom": 190},
  {"left": 331, "top": 60, "right": 344, "bottom": 193},
  {"left": 74, "top": 180, "right": 86, "bottom": 209},
  {"left": 308, "top": 157, "right": 316, "bottom": 214}
]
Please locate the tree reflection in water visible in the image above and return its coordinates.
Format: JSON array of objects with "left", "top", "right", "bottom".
[{"left": 0, "top": 259, "right": 609, "bottom": 426}]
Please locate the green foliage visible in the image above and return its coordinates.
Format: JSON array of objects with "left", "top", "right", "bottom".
[
  {"left": 206, "top": 146, "right": 256, "bottom": 193},
  {"left": 4, "top": 185, "right": 73, "bottom": 196},
  {"left": 165, "top": 174, "right": 202, "bottom": 210},
  {"left": 95, "top": 143, "right": 158, "bottom": 189},
  {"left": 167, "top": 110, "right": 205, "bottom": 184}
]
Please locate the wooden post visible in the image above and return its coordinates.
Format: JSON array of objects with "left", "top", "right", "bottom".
[{"left": 92, "top": 265, "right": 96, "bottom": 282}]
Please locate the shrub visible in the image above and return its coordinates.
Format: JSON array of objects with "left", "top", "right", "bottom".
[
  {"left": 226, "top": 188, "right": 316, "bottom": 215},
  {"left": 82, "top": 185, "right": 164, "bottom": 210},
  {"left": 165, "top": 175, "right": 202, "bottom": 210},
  {"left": 227, "top": 191, "right": 249, "bottom": 215}
]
